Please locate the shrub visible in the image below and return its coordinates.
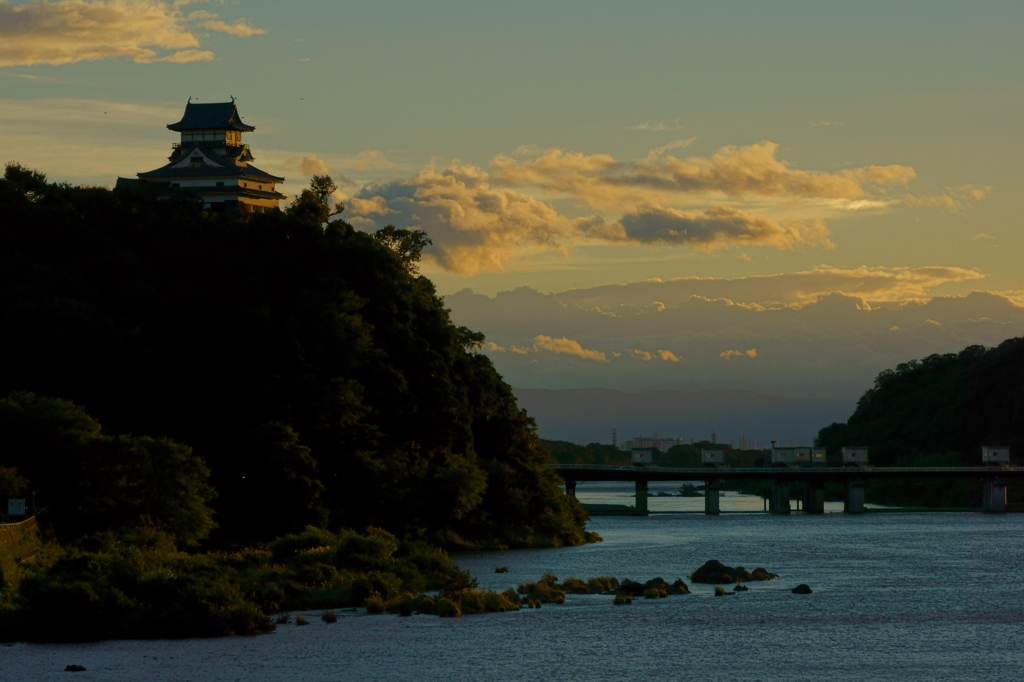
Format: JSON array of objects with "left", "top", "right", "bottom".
[
  {"left": 410, "top": 594, "right": 436, "bottom": 614},
  {"left": 295, "top": 614, "right": 309, "bottom": 626},
  {"left": 613, "top": 593, "right": 632, "bottom": 605},
  {"left": 364, "top": 597, "right": 385, "bottom": 614},
  {"left": 517, "top": 579, "right": 566, "bottom": 603},
  {"left": 714, "top": 587, "right": 728, "bottom": 596},
  {"left": 321, "top": 610, "right": 337, "bottom": 623},
  {"left": 643, "top": 587, "right": 667, "bottom": 599},
  {"left": 276, "top": 613, "right": 290, "bottom": 625},
  {"left": 436, "top": 598, "right": 462, "bottom": 617},
  {"left": 587, "top": 577, "right": 619, "bottom": 594},
  {"left": 560, "top": 577, "right": 589, "bottom": 594},
  {"left": 384, "top": 596, "right": 414, "bottom": 615}
]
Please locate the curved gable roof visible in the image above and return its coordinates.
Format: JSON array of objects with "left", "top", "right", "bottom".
[{"left": 167, "top": 101, "right": 256, "bottom": 132}]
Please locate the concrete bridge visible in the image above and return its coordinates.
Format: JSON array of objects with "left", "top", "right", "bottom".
[{"left": 549, "top": 464, "right": 1024, "bottom": 515}]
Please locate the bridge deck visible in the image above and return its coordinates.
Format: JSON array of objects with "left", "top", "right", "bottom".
[{"left": 549, "top": 463, "right": 1024, "bottom": 481}]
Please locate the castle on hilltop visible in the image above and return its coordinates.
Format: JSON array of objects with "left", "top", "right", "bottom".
[{"left": 117, "top": 99, "right": 285, "bottom": 214}]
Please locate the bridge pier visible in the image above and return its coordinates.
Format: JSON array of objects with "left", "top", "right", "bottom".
[
  {"left": 803, "top": 481, "right": 825, "bottom": 514},
  {"left": 769, "top": 480, "right": 790, "bottom": 514},
  {"left": 982, "top": 478, "right": 1007, "bottom": 513},
  {"left": 845, "top": 479, "right": 865, "bottom": 514},
  {"left": 635, "top": 479, "right": 649, "bottom": 516},
  {"left": 704, "top": 480, "right": 720, "bottom": 515},
  {"left": 564, "top": 479, "right": 577, "bottom": 499}
]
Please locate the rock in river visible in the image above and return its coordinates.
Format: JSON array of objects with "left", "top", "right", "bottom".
[
  {"left": 791, "top": 584, "right": 813, "bottom": 594},
  {"left": 690, "top": 560, "right": 778, "bottom": 584}
]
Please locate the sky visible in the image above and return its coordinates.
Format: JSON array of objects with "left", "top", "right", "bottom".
[{"left": 2, "top": 1, "right": 1022, "bottom": 400}]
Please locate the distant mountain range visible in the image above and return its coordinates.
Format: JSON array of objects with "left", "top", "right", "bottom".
[{"left": 512, "top": 387, "right": 856, "bottom": 447}]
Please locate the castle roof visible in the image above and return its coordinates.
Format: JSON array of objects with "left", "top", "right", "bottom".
[
  {"left": 167, "top": 100, "right": 255, "bottom": 132},
  {"left": 137, "top": 143, "right": 283, "bottom": 183}
]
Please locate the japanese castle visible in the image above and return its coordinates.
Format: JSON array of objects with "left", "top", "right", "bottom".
[{"left": 117, "top": 99, "right": 285, "bottom": 214}]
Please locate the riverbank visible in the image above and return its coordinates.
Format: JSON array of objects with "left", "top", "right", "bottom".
[{"left": 3, "top": 512, "right": 1023, "bottom": 681}]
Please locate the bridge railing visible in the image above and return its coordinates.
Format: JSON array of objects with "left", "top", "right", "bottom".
[{"left": 548, "top": 463, "right": 1024, "bottom": 474}]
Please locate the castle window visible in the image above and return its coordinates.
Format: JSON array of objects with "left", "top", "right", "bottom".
[{"left": 190, "top": 156, "right": 203, "bottom": 165}]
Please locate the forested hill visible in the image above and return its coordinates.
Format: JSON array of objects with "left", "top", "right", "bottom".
[
  {"left": 0, "top": 164, "right": 587, "bottom": 550},
  {"left": 817, "top": 339, "right": 1024, "bottom": 465}
]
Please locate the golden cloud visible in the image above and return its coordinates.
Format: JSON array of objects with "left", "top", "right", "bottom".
[
  {"left": 485, "top": 341, "right": 506, "bottom": 352},
  {"left": 0, "top": 1, "right": 263, "bottom": 68},
  {"left": 630, "top": 349, "right": 654, "bottom": 361},
  {"left": 556, "top": 265, "right": 987, "bottom": 310},
  {"left": 284, "top": 154, "right": 329, "bottom": 177},
  {"left": 720, "top": 349, "right": 757, "bottom": 360},
  {"left": 657, "top": 350, "right": 681, "bottom": 362},
  {"left": 491, "top": 141, "right": 917, "bottom": 212},
  {"left": 533, "top": 335, "right": 608, "bottom": 362},
  {"left": 904, "top": 184, "right": 991, "bottom": 213},
  {"left": 349, "top": 164, "right": 594, "bottom": 275}
]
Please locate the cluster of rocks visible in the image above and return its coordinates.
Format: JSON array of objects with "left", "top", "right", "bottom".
[{"left": 690, "top": 560, "right": 778, "bottom": 584}]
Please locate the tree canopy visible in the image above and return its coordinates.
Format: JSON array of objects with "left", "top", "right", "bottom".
[
  {"left": 816, "top": 339, "right": 1024, "bottom": 466},
  {"left": 0, "top": 165, "right": 588, "bottom": 549},
  {"left": 0, "top": 392, "right": 215, "bottom": 544}
]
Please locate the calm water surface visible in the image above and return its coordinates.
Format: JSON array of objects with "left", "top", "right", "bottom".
[{"left": 3, "top": 509, "right": 1023, "bottom": 681}]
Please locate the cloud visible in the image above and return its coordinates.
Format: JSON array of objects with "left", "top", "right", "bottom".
[
  {"left": 485, "top": 341, "right": 506, "bottom": 352},
  {"left": 284, "top": 154, "right": 329, "bottom": 177},
  {"left": 629, "top": 118, "right": 685, "bottom": 131},
  {"left": 904, "top": 184, "right": 992, "bottom": 214},
  {"left": 510, "top": 345, "right": 531, "bottom": 355},
  {"left": 348, "top": 138, "right": 982, "bottom": 274},
  {"left": 657, "top": 350, "right": 680, "bottom": 362},
  {"left": 348, "top": 150, "right": 396, "bottom": 172},
  {"left": 491, "top": 141, "right": 917, "bottom": 212},
  {"left": 618, "top": 205, "right": 834, "bottom": 251},
  {"left": 554, "top": 265, "right": 987, "bottom": 309},
  {"left": 200, "top": 19, "right": 266, "bottom": 37},
  {"left": 350, "top": 164, "right": 599, "bottom": 275},
  {"left": 444, "top": 285, "right": 1024, "bottom": 400},
  {"left": 0, "top": 1, "right": 263, "bottom": 68},
  {"left": 645, "top": 138, "right": 697, "bottom": 160},
  {"left": 533, "top": 336, "right": 608, "bottom": 362},
  {"left": 972, "top": 232, "right": 995, "bottom": 241}
]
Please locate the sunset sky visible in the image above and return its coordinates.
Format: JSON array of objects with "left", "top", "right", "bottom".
[{"left": 3, "top": 1, "right": 1022, "bottom": 399}]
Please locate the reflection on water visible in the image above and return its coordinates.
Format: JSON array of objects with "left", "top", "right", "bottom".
[
  {"left": 4, "top": 513, "right": 1024, "bottom": 681},
  {"left": 576, "top": 481, "right": 850, "bottom": 513}
]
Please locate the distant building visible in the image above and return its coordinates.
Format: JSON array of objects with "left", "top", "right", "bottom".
[
  {"left": 631, "top": 448, "right": 655, "bottom": 465},
  {"left": 841, "top": 447, "right": 869, "bottom": 463},
  {"left": 117, "top": 98, "right": 286, "bottom": 215},
  {"left": 982, "top": 446, "right": 1010, "bottom": 463},
  {"left": 772, "top": 446, "right": 811, "bottom": 464},
  {"left": 620, "top": 435, "right": 681, "bottom": 451},
  {"left": 702, "top": 448, "right": 724, "bottom": 464}
]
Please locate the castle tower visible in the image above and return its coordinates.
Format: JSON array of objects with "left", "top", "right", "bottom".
[{"left": 118, "top": 99, "right": 285, "bottom": 215}]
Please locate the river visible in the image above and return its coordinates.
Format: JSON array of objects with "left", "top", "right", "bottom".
[{"left": 3, "top": 491, "right": 1023, "bottom": 681}]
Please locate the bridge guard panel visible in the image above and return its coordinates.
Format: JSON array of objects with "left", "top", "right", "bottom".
[
  {"left": 983, "top": 478, "right": 1007, "bottom": 513},
  {"left": 803, "top": 480, "right": 825, "bottom": 514},
  {"left": 704, "top": 480, "right": 720, "bottom": 515},
  {"left": 845, "top": 479, "right": 865, "bottom": 514},
  {"left": 635, "top": 480, "right": 649, "bottom": 516},
  {"left": 769, "top": 479, "right": 791, "bottom": 514}
]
